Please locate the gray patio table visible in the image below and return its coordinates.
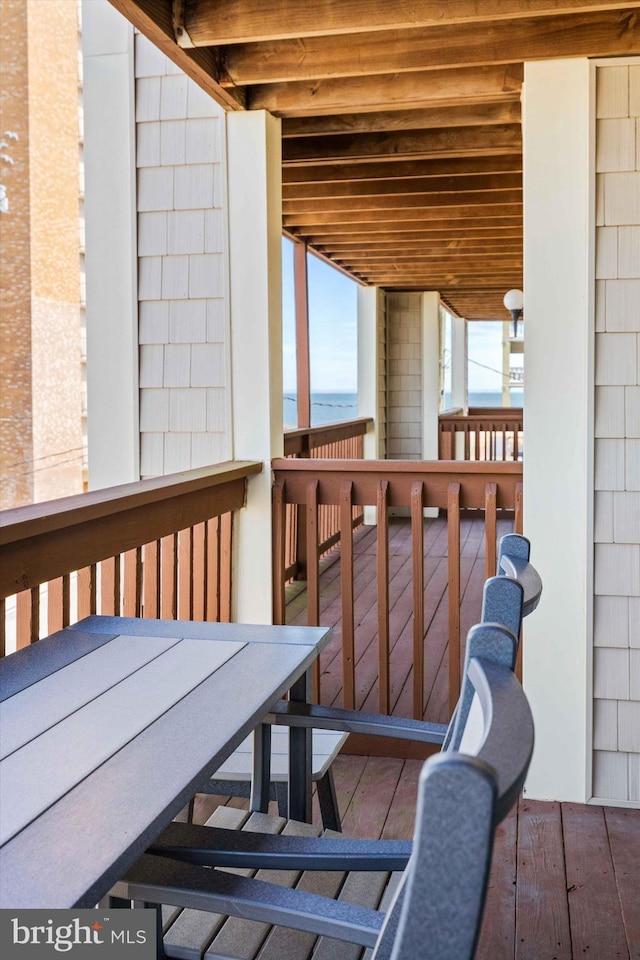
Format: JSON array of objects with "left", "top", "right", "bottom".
[{"left": 0, "top": 615, "right": 331, "bottom": 909}]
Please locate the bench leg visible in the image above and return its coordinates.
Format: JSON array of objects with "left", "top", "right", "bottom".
[
  {"left": 275, "top": 780, "right": 289, "bottom": 818},
  {"left": 316, "top": 769, "right": 341, "bottom": 832}
]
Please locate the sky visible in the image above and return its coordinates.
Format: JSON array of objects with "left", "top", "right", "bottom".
[
  {"left": 282, "top": 238, "right": 358, "bottom": 394},
  {"left": 282, "top": 237, "right": 510, "bottom": 396}
]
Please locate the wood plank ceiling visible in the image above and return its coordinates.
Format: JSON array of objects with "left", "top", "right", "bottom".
[{"left": 111, "top": 0, "right": 640, "bottom": 320}]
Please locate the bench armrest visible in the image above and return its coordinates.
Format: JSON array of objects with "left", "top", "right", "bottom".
[
  {"left": 269, "top": 701, "right": 447, "bottom": 744},
  {"left": 150, "top": 822, "right": 412, "bottom": 871}
]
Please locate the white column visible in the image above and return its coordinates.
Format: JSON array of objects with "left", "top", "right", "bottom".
[
  {"left": 502, "top": 322, "right": 512, "bottom": 407},
  {"left": 421, "top": 292, "right": 441, "bottom": 461},
  {"left": 358, "top": 285, "right": 381, "bottom": 524},
  {"left": 82, "top": 0, "right": 139, "bottom": 488},
  {"left": 450, "top": 316, "right": 468, "bottom": 413},
  {"left": 522, "top": 58, "right": 594, "bottom": 802},
  {"left": 228, "top": 110, "right": 283, "bottom": 624}
]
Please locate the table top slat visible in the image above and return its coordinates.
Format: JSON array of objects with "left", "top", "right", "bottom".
[
  {"left": 0, "top": 630, "right": 117, "bottom": 701},
  {"left": 0, "top": 634, "right": 182, "bottom": 759},
  {"left": 0, "top": 638, "right": 244, "bottom": 846}
]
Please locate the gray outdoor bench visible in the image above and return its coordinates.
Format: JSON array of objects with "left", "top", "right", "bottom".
[{"left": 115, "top": 616, "right": 535, "bottom": 960}]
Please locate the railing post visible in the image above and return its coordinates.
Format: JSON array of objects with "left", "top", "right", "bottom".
[
  {"left": 411, "top": 480, "right": 425, "bottom": 720},
  {"left": 447, "top": 482, "right": 461, "bottom": 716},
  {"left": 306, "top": 479, "right": 320, "bottom": 702},
  {"left": 377, "top": 480, "right": 390, "bottom": 715},
  {"left": 484, "top": 483, "right": 498, "bottom": 581},
  {"left": 272, "top": 478, "right": 286, "bottom": 626},
  {"left": 340, "top": 480, "right": 355, "bottom": 710}
]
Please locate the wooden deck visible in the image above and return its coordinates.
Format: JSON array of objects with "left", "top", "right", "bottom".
[
  {"left": 191, "top": 515, "right": 639, "bottom": 959},
  {"left": 191, "top": 757, "right": 640, "bottom": 960}
]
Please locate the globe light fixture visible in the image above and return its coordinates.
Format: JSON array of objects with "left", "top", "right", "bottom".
[{"left": 503, "top": 288, "right": 524, "bottom": 338}]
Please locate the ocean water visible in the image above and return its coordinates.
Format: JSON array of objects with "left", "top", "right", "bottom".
[
  {"left": 283, "top": 393, "right": 358, "bottom": 428},
  {"left": 284, "top": 390, "right": 522, "bottom": 428}
]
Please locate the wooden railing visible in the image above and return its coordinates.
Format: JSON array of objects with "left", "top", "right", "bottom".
[
  {"left": 272, "top": 458, "right": 523, "bottom": 724},
  {"left": 283, "top": 418, "right": 372, "bottom": 581},
  {"left": 0, "top": 461, "right": 262, "bottom": 656},
  {"left": 439, "top": 407, "right": 523, "bottom": 461}
]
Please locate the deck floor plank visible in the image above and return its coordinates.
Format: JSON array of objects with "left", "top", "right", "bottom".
[
  {"left": 604, "top": 806, "right": 640, "bottom": 960},
  {"left": 476, "top": 802, "right": 518, "bottom": 960},
  {"left": 515, "top": 799, "right": 572, "bottom": 960},
  {"left": 339, "top": 756, "right": 404, "bottom": 838},
  {"left": 563, "top": 802, "right": 630, "bottom": 960}
]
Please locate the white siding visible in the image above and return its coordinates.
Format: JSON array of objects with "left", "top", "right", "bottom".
[
  {"left": 594, "top": 62, "right": 640, "bottom": 803},
  {"left": 135, "top": 32, "right": 231, "bottom": 476},
  {"left": 386, "top": 293, "right": 422, "bottom": 460}
]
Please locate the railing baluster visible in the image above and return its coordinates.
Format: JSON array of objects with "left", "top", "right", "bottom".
[
  {"left": 340, "top": 480, "right": 355, "bottom": 710},
  {"left": 142, "top": 542, "right": 160, "bottom": 619},
  {"left": 306, "top": 479, "right": 320, "bottom": 702},
  {"left": 376, "top": 480, "right": 390, "bottom": 715},
  {"left": 77, "top": 564, "right": 97, "bottom": 620},
  {"left": 177, "top": 528, "right": 193, "bottom": 620},
  {"left": 160, "top": 534, "right": 177, "bottom": 620},
  {"left": 48, "top": 575, "right": 70, "bottom": 634},
  {"left": 219, "top": 512, "right": 232, "bottom": 623},
  {"left": 206, "top": 517, "right": 220, "bottom": 622},
  {"left": 515, "top": 481, "right": 524, "bottom": 534},
  {"left": 101, "top": 556, "right": 120, "bottom": 616},
  {"left": 16, "top": 588, "right": 39, "bottom": 648},
  {"left": 484, "top": 482, "right": 498, "bottom": 580},
  {"left": 191, "top": 523, "right": 206, "bottom": 621},
  {"left": 272, "top": 478, "right": 286, "bottom": 626},
  {"left": 447, "top": 482, "right": 461, "bottom": 717},
  {"left": 123, "top": 548, "right": 142, "bottom": 618},
  {"left": 411, "top": 480, "right": 424, "bottom": 721}
]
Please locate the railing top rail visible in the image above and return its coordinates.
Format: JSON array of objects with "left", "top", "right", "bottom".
[
  {"left": 273, "top": 458, "right": 522, "bottom": 477},
  {"left": 439, "top": 408, "right": 523, "bottom": 425},
  {"left": 0, "top": 461, "right": 262, "bottom": 547},
  {"left": 283, "top": 418, "right": 372, "bottom": 456}
]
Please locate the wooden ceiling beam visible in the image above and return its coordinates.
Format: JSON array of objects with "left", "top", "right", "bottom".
[
  {"left": 334, "top": 251, "right": 523, "bottom": 263},
  {"left": 358, "top": 276, "right": 523, "bottom": 287},
  {"left": 282, "top": 155, "right": 523, "bottom": 184},
  {"left": 294, "top": 217, "right": 524, "bottom": 236},
  {"left": 283, "top": 189, "right": 522, "bottom": 214},
  {"left": 281, "top": 102, "right": 521, "bottom": 138},
  {"left": 108, "top": 0, "right": 244, "bottom": 110},
  {"left": 303, "top": 227, "right": 524, "bottom": 243},
  {"left": 178, "top": 1, "right": 640, "bottom": 45},
  {"left": 340, "top": 264, "right": 524, "bottom": 276},
  {"left": 284, "top": 204, "right": 522, "bottom": 226},
  {"left": 322, "top": 248, "right": 523, "bottom": 260},
  {"left": 283, "top": 173, "right": 522, "bottom": 200},
  {"left": 323, "top": 233, "right": 522, "bottom": 248},
  {"left": 283, "top": 125, "right": 522, "bottom": 164},
  {"left": 224, "top": 10, "right": 640, "bottom": 84},
  {"left": 249, "top": 64, "right": 523, "bottom": 116}
]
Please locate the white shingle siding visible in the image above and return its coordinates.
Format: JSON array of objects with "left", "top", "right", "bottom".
[
  {"left": 386, "top": 293, "right": 422, "bottom": 463},
  {"left": 593, "top": 64, "right": 640, "bottom": 802},
  {"left": 135, "top": 33, "right": 230, "bottom": 478}
]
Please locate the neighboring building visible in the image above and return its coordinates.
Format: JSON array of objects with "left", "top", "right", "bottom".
[{"left": 0, "top": 0, "right": 84, "bottom": 508}]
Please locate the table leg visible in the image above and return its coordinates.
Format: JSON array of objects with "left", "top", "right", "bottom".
[
  {"left": 250, "top": 722, "right": 272, "bottom": 813},
  {"left": 288, "top": 669, "right": 312, "bottom": 822}
]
